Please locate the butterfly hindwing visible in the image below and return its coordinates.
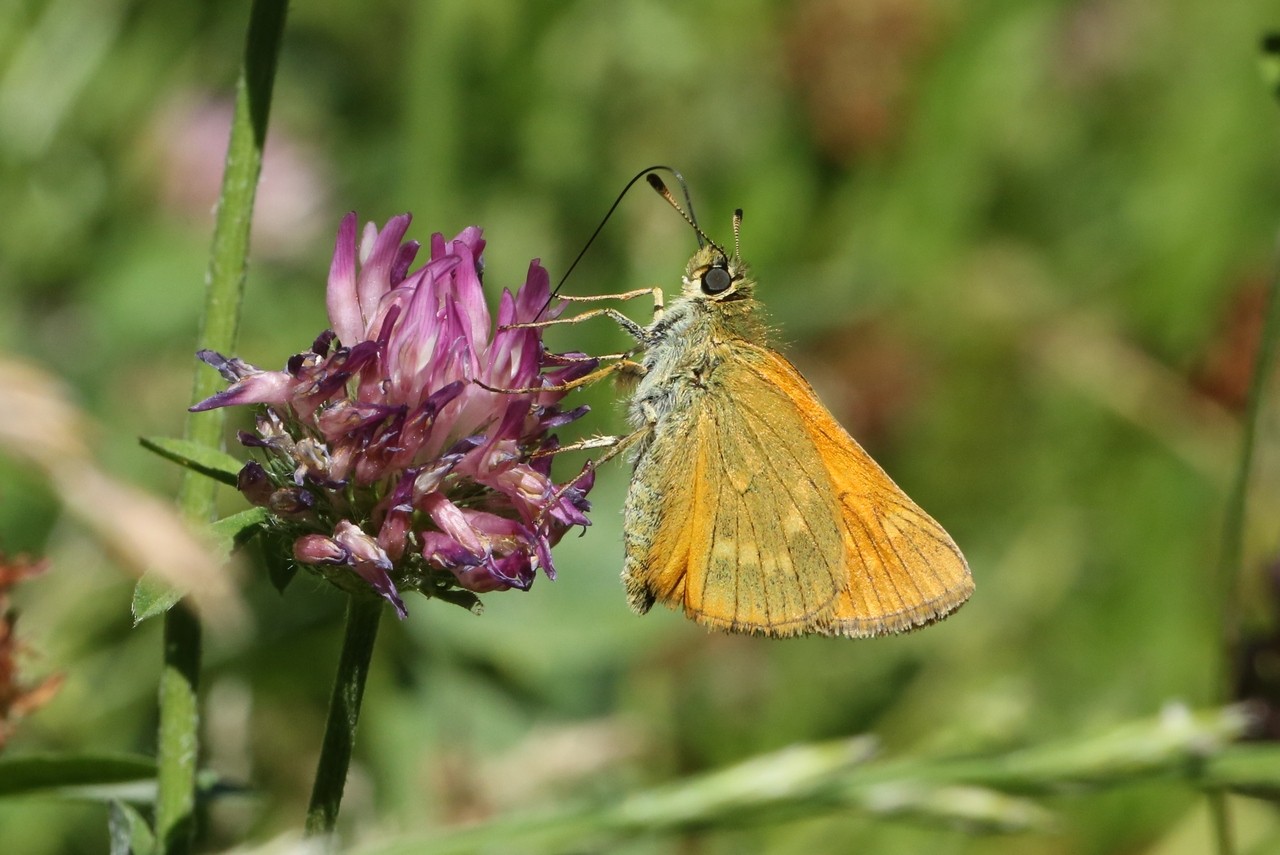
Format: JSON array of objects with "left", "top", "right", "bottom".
[
  {"left": 743, "top": 347, "right": 974, "bottom": 635},
  {"left": 622, "top": 341, "right": 973, "bottom": 637}
]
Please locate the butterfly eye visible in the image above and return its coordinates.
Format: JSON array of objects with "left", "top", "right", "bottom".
[{"left": 701, "top": 266, "right": 732, "bottom": 295}]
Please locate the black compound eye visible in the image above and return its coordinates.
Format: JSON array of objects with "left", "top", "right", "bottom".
[{"left": 701, "top": 265, "right": 732, "bottom": 295}]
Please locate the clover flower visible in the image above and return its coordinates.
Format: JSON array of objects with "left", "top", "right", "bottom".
[{"left": 192, "top": 214, "right": 597, "bottom": 617}]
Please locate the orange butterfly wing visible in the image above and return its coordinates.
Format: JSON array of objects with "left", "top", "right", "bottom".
[{"left": 622, "top": 342, "right": 972, "bottom": 637}]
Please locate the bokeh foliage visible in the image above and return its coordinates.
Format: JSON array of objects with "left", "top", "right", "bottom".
[{"left": 2, "top": 0, "right": 1280, "bottom": 852}]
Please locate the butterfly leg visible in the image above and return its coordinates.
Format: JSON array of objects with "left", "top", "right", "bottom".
[
  {"left": 532, "top": 432, "right": 632, "bottom": 457},
  {"left": 481, "top": 286, "right": 660, "bottom": 392},
  {"left": 557, "top": 287, "right": 665, "bottom": 323},
  {"left": 555, "top": 286, "right": 664, "bottom": 309},
  {"left": 533, "top": 426, "right": 651, "bottom": 526},
  {"left": 505, "top": 306, "right": 648, "bottom": 343},
  {"left": 474, "top": 358, "right": 646, "bottom": 395},
  {"left": 506, "top": 286, "right": 665, "bottom": 337},
  {"left": 544, "top": 351, "right": 614, "bottom": 364}
]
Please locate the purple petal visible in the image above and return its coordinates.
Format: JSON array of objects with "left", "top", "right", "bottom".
[
  {"left": 438, "top": 236, "right": 490, "bottom": 362},
  {"left": 196, "top": 349, "right": 260, "bottom": 382},
  {"left": 390, "top": 240, "right": 421, "bottom": 285},
  {"left": 421, "top": 531, "right": 482, "bottom": 569},
  {"left": 356, "top": 214, "right": 413, "bottom": 331},
  {"left": 512, "top": 260, "right": 551, "bottom": 325},
  {"left": 377, "top": 501, "right": 413, "bottom": 562},
  {"left": 421, "top": 492, "right": 487, "bottom": 557},
  {"left": 351, "top": 560, "right": 408, "bottom": 619},
  {"left": 294, "top": 534, "right": 349, "bottom": 565},
  {"left": 540, "top": 405, "right": 590, "bottom": 429},
  {"left": 448, "top": 551, "right": 534, "bottom": 593},
  {"left": 190, "top": 370, "right": 292, "bottom": 412},
  {"left": 326, "top": 213, "right": 363, "bottom": 346},
  {"left": 485, "top": 552, "right": 536, "bottom": 590},
  {"left": 332, "top": 520, "right": 407, "bottom": 618},
  {"left": 532, "top": 528, "right": 557, "bottom": 580}
]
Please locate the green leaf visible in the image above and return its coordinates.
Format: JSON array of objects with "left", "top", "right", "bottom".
[
  {"left": 139, "top": 436, "right": 242, "bottom": 486},
  {"left": 109, "top": 801, "right": 156, "bottom": 855},
  {"left": 0, "top": 754, "right": 157, "bottom": 802},
  {"left": 1200, "top": 744, "right": 1280, "bottom": 798},
  {"left": 131, "top": 574, "right": 183, "bottom": 625},
  {"left": 133, "top": 507, "right": 267, "bottom": 624},
  {"left": 209, "top": 506, "right": 269, "bottom": 555}
]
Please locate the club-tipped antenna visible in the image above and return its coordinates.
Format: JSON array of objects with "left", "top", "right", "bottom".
[
  {"left": 540, "top": 165, "right": 695, "bottom": 318},
  {"left": 646, "top": 174, "right": 725, "bottom": 257},
  {"left": 732, "top": 209, "right": 743, "bottom": 261}
]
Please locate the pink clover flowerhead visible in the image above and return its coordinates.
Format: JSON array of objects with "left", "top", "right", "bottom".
[{"left": 193, "top": 213, "right": 598, "bottom": 617}]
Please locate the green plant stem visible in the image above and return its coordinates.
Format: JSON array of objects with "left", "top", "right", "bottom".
[
  {"left": 155, "top": 604, "right": 202, "bottom": 854},
  {"left": 306, "top": 594, "right": 384, "bottom": 837},
  {"left": 1220, "top": 39, "right": 1280, "bottom": 697},
  {"left": 360, "top": 705, "right": 1260, "bottom": 855},
  {"left": 1208, "top": 790, "right": 1233, "bottom": 855},
  {"left": 1217, "top": 247, "right": 1280, "bottom": 692},
  {"left": 1200, "top": 48, "right": 1280, "bottom": 855},
  {"left": 156, "top": 1, "right": 288, "bottom": 852}
]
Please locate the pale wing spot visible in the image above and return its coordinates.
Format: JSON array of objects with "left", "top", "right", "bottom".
[
  {"left": 705, "top": 420, "right": 776, "bottom": 631},
  {"left": 877, "top": 491, "right": 964, "bottom": 553},
  {"left": 682, "top": 412, "right": 720, "bottom": 620},
  {"left": 840, "top": 496, "right": 926, "bottom": 609},
  {"left": 730, "top": 407, "right": 843, "bottom": 624},
  {"left": 731, "top": 399, "right": 844, "bottom": 577},
  {"left": 782, "top": 504, "right": 811, "bottom": 538},
  {"left": 835, "top": 493, "right": 972, "bottom": 633},
  {"left": 710, "top": 538, "right": 739, "bottom": 562},
  {"left": 869, "top": 491, "right": 968, "bottom": 596},
  {"left": 866, "top": 511, "right": 924, "bottom": 607},
  {"left": 680, "top": 385, "right": 846, "bottom": 632},
  {"left": 843, "top": 515, "right": 892, "bottom": 617},
  {"left": 881, "top": 511, "right": 948, "bottom": 599}
]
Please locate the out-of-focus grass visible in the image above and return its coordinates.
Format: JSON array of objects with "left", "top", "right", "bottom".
[{"left": 2, "top": 1, "right": 1279, "bottom": 852}]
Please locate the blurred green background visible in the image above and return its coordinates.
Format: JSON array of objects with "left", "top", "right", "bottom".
[{"left": 3, "top": 0, "right": 1280, "bottom": 852}]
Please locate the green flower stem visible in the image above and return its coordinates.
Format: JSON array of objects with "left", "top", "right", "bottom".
[
  {"left": 155, "top": 604, "right": 202, "bottom": 854},
  {"left": 1200, "top": 42, "right": 1280, "bottom": 855},
  {"left": 1216, "top": 213, "right": 1280, "bottom": 692},
  {"left": 158, "top": 1, "right": 289, "bottom": 852},
  {"left": 306, "top": 594, "right": 385, "bottom": 837}
]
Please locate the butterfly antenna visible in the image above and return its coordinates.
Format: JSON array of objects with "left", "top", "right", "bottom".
[
  {"left": 646, "top": 174, "right": 725, "bottom": 256},
  {"left": 539, "top": 165, "right": 692, "bottom": 319},
  {"left": 732, "top": 209, "right": 743, "bottom": 261}
]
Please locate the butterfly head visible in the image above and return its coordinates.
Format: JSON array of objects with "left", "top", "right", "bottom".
[
  {"left": 645, "top": 175, "right": 757, "bottom": 306},
  {"left": 682, "top": 243, "right": 753, "bottom": 303}
]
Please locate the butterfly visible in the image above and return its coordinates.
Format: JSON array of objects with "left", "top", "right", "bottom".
[
  {"left": 602, "top": 178, "right": 974, "bottom": 637},
  {"left": 516, "top": 172, "right": 973, "bottom": 637}
]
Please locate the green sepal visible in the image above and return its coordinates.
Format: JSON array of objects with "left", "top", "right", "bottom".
[
  {"left": 261, "top": 528, "right": 299, "bottom": 594},
  {"left": 436, "top": 587, "right": 484, "bottom": 614}
]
